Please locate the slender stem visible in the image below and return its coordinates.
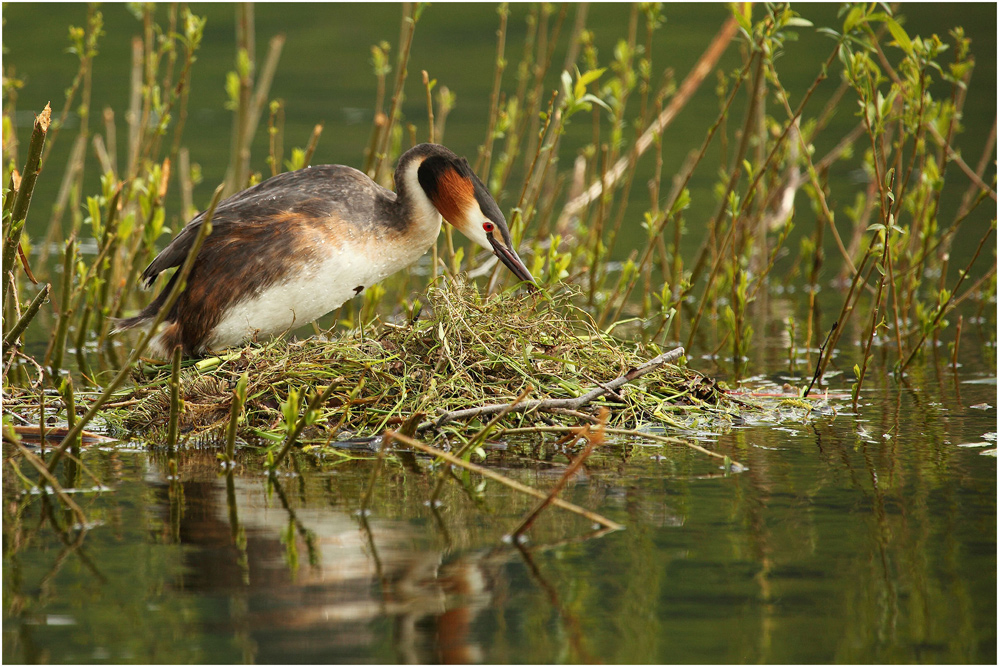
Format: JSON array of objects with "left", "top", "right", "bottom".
[
  {"left": 3, "top": 104, "right": 51, "bottom": 309},
  {"left": 373, "top": 3, "right": 419, "bottom": 182},
  {"left": 269, "top": 382, "right": 338, "bottom": 471},
  {"left": 167, "top": 345, "right": 183, "bottom": 452},
  {"left": 476, "top": 2, "right": 509, "bottom": 179},
  {"left": 901, "top": 220, "right": 995, "bottom": 372},
  {"left": 45, "top": 184, "right": 224, "bottom": 475},
  {"left": 2, "top": 283, "right": 51, "bottom": 354},
  {"left": 388, "top": 430, "right": 624, "bottom": 531}
]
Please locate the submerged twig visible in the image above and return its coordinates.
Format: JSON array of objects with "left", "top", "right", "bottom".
[
  {"left": 510, "top": 409, "right": 607, "bottom": 538},
  {"left": 388, "top": 430, "right": 624, "bottom": 531}
]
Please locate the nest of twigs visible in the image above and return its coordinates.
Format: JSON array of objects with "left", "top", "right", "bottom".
[{"left": 114, "top": 280, "right": 732, "bottom": 445}]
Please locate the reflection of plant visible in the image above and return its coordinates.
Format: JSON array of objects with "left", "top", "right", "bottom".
[{"left": 2, "top": 4, "right": 995, "bottom": 520}]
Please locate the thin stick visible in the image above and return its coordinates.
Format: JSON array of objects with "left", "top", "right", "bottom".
[
  {"left": 3, "top": 104, "right": 51, "bottom": 308},
  {"left": 224, "top": 371, "right": 248, "bottom": 464},
  {"left": 44, "top": 184, "right": 224, "bottom": 475},
  {"left": 388, "top": 430, "right": 624, "bottom": 531},
  {"left": 510, "top": 410, "right": 607, "bottom": 538},
  {"left": 269, "top": 382, "right": 338, "bottom": 470},
  {"left": 804, "top": 322, "right": 838, "bottom": 397},
  {"left": 373, "top": 3, "right": 419, "bottom": 182},
  {"left": 901, "top": 220, "right": 995, "bottom": 372},
  {"left": 951, "top": 314, "right": 963, "bottom": 373},
  {"left": 422, "top": 71, "right": 435, "bottom": 144},
  {"left": 2, "top": 283, "right": 51, "bottom": 354},
  {"left": 558, "top": 16, "right": 738, "bottom": 224},
  {"left": 475, "top": 2, "right": 509, "bottom": 178},
  {"left": 242, "top": 34, "right": 286, "bottom": 155},
  {"left": 167, "top": 345, "right": 183, "bottom": 452},
  {"left": 419, "top": 347, "right": 684, "bottom": 430},
  {"left": 301, "top": 123, "right": 324, "bottom": 167}
]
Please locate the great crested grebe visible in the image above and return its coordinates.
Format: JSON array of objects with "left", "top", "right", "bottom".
[{"left": 115, "top": 143, "right": 535, "bottom": 358}]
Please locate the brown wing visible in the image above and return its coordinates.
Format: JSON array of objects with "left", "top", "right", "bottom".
[{"left": 141, "top": 165, "right": 393, "bottom": 286}]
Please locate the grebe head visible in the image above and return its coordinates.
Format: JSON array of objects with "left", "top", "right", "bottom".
[{"left": 405, "top": 144, "right": 536, "bottom": 286}]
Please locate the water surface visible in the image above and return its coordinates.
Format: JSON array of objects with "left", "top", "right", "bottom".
[{"left": 4, "top": 338, "right": 995, "bottom": 663}]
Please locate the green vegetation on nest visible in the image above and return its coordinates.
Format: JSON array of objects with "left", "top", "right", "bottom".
[{"left": 115, "top": 280, "right": 731, "bottom": 446}]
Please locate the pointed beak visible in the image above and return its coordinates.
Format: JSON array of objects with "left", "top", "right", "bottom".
[{"left": 488, "top": 235, "right": 536, "bottom": 287}]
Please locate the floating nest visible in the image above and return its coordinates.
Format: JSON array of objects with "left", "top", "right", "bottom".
[{"left": 113, "top": 280, "right": 739, "bottom": 446}]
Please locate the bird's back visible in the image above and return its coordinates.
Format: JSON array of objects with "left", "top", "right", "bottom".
[
  {"left": 142, "top": 165, "right": 399, "bottom": 284},
  {"left": 123, "top": 164, "right": 438, "bottom": 356}
]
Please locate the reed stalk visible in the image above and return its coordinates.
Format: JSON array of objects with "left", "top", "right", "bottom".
[
  {"left": 302, "top": 123, "right": 324, "bottom": 167},
  {"left": 2, "top": 283, "right": 50, "bottom": 355},
  {"left": 807, "top": 250, "right": 875, "bottom": 395},
  {"left": 60, "top": 376, "right": 80, "bottom": 470},
  {"left": 269, "top": 382, "right": 338, "bottom": 471},
  {"left": 225, "top": 3, "right": 255, "bottom": 194},
  {"left": 224, "top": 371, "right": 248, "bottom": 464},
  {"left": 167, "top": 344, "right": 183, "bottom": 452},
  {"left": 44, "top": 235, "right": 77, "bottom": 383},
  {"left": 421, "top": 70, "right": 435, "bottom": 144},
  {"left": 126, "top": 37, "right": 143, "bottom": 177},
  {"left": 372, "top": 2, "right": 419, "bottom": 182},
  {"left": 900, "top": 220, "right": 995, "bottom": 372},
  {"left": 475, "top": 2, "right": 509, "bottom": 179},
  {"left": 3, "top": 104, "right": 50, "bottom": 309},
  {"left": 243, "top": 34, "right": 285, "bottom": 160},
  {"left": 44, "top": 184, "right": 223, "bottom": 476}
]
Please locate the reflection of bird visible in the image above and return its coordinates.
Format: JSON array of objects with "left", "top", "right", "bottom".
[{"left": 115, "top": 143, "right": 535, "bottom": 357}]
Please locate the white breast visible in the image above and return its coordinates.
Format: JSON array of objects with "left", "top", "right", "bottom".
[{"left": 205, "top": 221, "right": 441, "bottom": 352}]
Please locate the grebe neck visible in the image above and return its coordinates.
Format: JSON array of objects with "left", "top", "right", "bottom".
[{"left": 393, "top": 145, "right": 442, "bottom": 240}]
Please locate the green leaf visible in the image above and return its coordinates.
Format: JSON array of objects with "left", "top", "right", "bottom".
[
  {"left": 885, "top": 16, "right": 913, "bottom": 54},
  {"left": 733, "top": 6, "right": 752, "bottom": 34},
  {"left": 579, "top": 93, "right": 612, "bottom": 113},
  {"left": 843, "top": 5, "right": 866, "bottom": 33},
  {"left": 574, "top": 67, "right": 606, "bottom": 99}
]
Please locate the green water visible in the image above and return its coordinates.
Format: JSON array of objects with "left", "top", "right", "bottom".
[
  {"left": 3, "top": 3, "right": 997, "bottom": 664},
  {"left": 4, "top": 3, "right": 996, "bottom": 260}
]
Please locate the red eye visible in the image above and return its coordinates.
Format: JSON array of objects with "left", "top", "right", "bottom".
[{"left": 482, "top": 221, "right": 495, "bottom": 233}]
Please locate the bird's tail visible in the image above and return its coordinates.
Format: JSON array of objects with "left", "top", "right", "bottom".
[{"left": 110, "top": 272, "right": 179, "bottom": 334}]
